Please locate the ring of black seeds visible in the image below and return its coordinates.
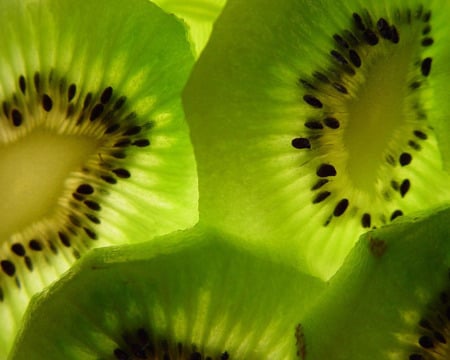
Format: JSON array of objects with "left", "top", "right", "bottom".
[{"left": 291, "top": 6, "right": 435, "bottom": 230}]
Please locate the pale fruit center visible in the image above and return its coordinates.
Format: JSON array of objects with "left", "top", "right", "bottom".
[
  {"left": 344, "top": 41, "right": 415, "bottom": 194},
  {"left": 0, "top": 129, "right": 98, "bottom": 240}
]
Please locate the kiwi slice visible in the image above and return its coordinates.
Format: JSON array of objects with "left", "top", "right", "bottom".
[
  {"left": 9, "top": 225, "right": 324, "bottom": 359},
  {"left": 0, "top": 0, "right": 197, "bottom": 355},
  {"left": 296, "top": 205, "right": 450, "bottom": 359},
  {"left": 153, "top": 0, "right": 227, "bottom": 56},
  {"left": 183, "top": 0, "right": 450, "bottom": 279}
]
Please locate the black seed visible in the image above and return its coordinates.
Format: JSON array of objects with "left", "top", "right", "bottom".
[
  {"left": 90, "top": 104, "right": 104, "bottom": 121},
  {"left": 84, "top": 228, "right": 97, "bottom": 240},
  {"left": 67, "top": 84, "right": 77, "bottom": 101},
  {"left": 419, "top": 335, "right": 434, "bottom": 349},
  {"left": 400, "top": 179, "right": 410, "bottom": 197},
  {"left": 313, "top": 71, "right": 330, "bottom": 83},
  {"left": 333, "top": 199, "right": 349, "bottom": 217},
  {"left": 414, "top": 130, "right": 428, "bottom": 140},
  {"left": 66, "top": 104, "right": 75, "bottom": 118},
  {"left": 132, "top": 139, "right": 150, "bottom": 147},
  {"left": 332, "top": 82, "right": 348, "bottom": 94},
  {"left": 34, "top": 72, "right": 40, "bottom": 92},
  {"left": 303, "top": 95, "right": 323, "bottom": 108},
  {"left": 123, "top": 126, "right": 142, "bottom": 136},
  {"left": 111, "top": 152, "right": 126, "bottom": 159},
  {"left": 391, "top": 180, "right": 399, "bottom": 191},
  {"left": 124, "top": 112, "right": 137, "bottom": 121},
  {"left": 421, "top": 58, "right": 432, "bottom": 77},
  {"left": 83, "top": 92, "right": 93, "bottom": 110},
  {"left": 313, "top": 191, "right": 331, "bottom": 204},
  {"left": 58, "top": 232, "right": 71, "bottom": 247},
  {"left": 100, "top": 86, "right": 113, "bottom": 104},
  {"left": 376, "top": 18, "right": 391, "bottom": 39},
  {"left": 24, "top": 256, "right": 33, "bottom": 271},
  {"left": 69, "top": 215, "right": 81, "bottom": 227},
  {"left": 114, "top": 139, "right": 131, "bottom": 147},
  {"left": 421, "top": 37, "right": 434, "bottom": 47},
  {"left": 386, "top": 154, "right": 396, "bottom": 166},
  {"left": 305, "top": 120, "right": 323, "bottom": 130},
  {"left": 399, "top": 152, "right": 412, "bottom": 166},
  {"left": 333, "top": 34, "right": 349, "bottom": 48},
  {"left": 363, "top": 29, "right": 379, "bottom": 45},
  {"left": 2, "top": 101, "right": 10, "bottom": 117},
  {"left": 112, "top": 168, "right": 131, "bottom": 178},
  {"left": 114, "top": 348, "right": 129, "bottom": 360},
  {"left": 11, "top": 109, "right": 23, "bottom": 126},
  {"left": 1, "top": 260, "right": 16, "bottom": 276},
  {"left": 415, "top": 4, "right": 424, "bottom": 19},
  {"left": 423, "top": 11, "right": 432, "bottom": 22},
  {"left": 410, "top": 81, "right": 421, "bottom": 90},
  {"left": 11, "top": 243, "right": 26, "bottom": 256},
  {"left": 299, "top": 79, "right": 316, "bottom": 90},
  {"left": 77, "top": 184, "right": 94, "bottom": 195},
  {"left": 408, "top": 140, "right": 421, "bottom": 151},
  {"left": 42, "top": 94, "right": 53, "bottom": 112},
  {"left": 390, "top": 210, "right": 403, "bottom": 221},
  {"left": 390, "top": 26, "right": 399, "bottom": 44},
  {"left": 85, "top": 213, "right": 101, "bottom": 224},
  {"left": 361, "top": 213, "right": 371, "bottom": 228},
  {"left": 317, "top": 164, "right": 337, "bottom": 177},
  {"left": 324, "top": 117, "right": 340, "bottom": 129},
  {"left": 409, "top": 354, "right": 425, "bottom": 360},
  {"left": 19, "top": 75, "right": 26, "bottom": 94},
  {"left": 84, "top": 200, "right": 101, "bottom": 211},
  {"left": 105, "top": 123, "right": 121, "bottom": 134},
  {"left": 292, "top": 138, "right": 311, "bottom": 149},
  {"left": 422, "top": 25, "right": 431, "bottom": 35},
  {"left": 48, "top": 241, "right": 58, "bottom": 254},
  {"left": 311, "top": 179, "right": 328, "bottom": 190},
  {"left": 348, "top": 49, "right": 362, "bottom": 67},
  {"left": 114, "top": 96, "right": 127, "bottom": 110},
  {"left": 101, "top": 175, "right": 117, "bottom": 184},
  {"left": 330, "top": 50, "right": 348, "bottom": 65},
  {"left": 221, "top": 353, "right": 230, "bottom": 360},
  {"left": 29, "top": 239, "right": 43, "bottom": 251},
  {"left": 353, "top": 13, "right": 365, "bottom": 31},
  {"left": 344, "top": 30, "right": 359, "bottom": 46},
  {"left": 419, "top": 319, "right": 432, "bottom": 330},
  {"left": 0, "top": 287, "right": 3, "bottom": 301},
  {"left": 72, "top": 193, "right": 84, "bottom": 201},
  {"left": 434, "top": 331, "right": 446, "bottom": 344}
]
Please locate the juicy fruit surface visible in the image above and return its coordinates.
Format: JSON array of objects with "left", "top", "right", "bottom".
[
  {"left": 298, "top": 206, "right": 450, "bottom": 360},
  {"left": 10, "top": 226, "right": 325, "bottom": 360},
  {"left": 183, "top": 0, "right": 450, "bottom": 279},
  {"left": 0, "top": 0, "right": 197, "bottom": 357}
]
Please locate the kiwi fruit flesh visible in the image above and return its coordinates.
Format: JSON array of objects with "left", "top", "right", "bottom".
[
  {"left": 152, "top": 0, "right": 227, "bottom": 56},
  {"left": 9, "top": 224, "right": 325, "bottom": 359},
  {"left": 0, "top": 0, "right": 197, "bottom": 356},
  {"left": 296, "top": 205, "right": 450, "bottom": 360},
  {"left": 183, "top": 0, "right": 450, "bottom": 279}
]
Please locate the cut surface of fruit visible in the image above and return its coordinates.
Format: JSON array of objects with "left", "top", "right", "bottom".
[
  {"left": 10, "top": 225, "right": 325, "bottom": 360},
  {"left": 183, "top": 0, "right": 450, "bottom": 279},
  {"left": 0, "top": 0, "right": 197, "bottom": 356},
  {"left": 153, "top": 0, "right": 227, "bottom": 56},
  {"left": 298, "top": 205, "right": 450, "bottom": 360}
]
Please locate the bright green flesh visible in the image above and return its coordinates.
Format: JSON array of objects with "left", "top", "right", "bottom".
[
  {"left": 10, "top": 225, "right": 324, "bottom": 360},
  {"left": 183, "top": 0, "right": 450, "bottom": 279},
  {"left": 0, "top": 0, "right": 196, "bottom": 357},
  {"left": 153, "top": 0, "right": 227, "bottom": 56},
  {"left": 298, "top": 205, "right": 450, "bottom": 360}
]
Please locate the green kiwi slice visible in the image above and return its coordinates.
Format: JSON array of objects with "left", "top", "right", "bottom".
[
  {"left": 0, "top": 0, "right": 197, "bottom": 355},
  {"left": 296, "top": 205, "right": 450, "bottom": 360},
  {"left": 153, "top": 0, "right": 227, "bottom": 56},
  {"left": 9, "top": 225, "right": 324, "bottom": 359},
  {"left": 183, "top": 0, "right": 450, "bottom": 279}
]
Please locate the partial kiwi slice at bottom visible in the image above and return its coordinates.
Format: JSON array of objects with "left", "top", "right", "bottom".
[
  {"left": 183, "top": 0, "right": 450, "bottom": 279},
  {"left": 297, "top": 205, "right": 450, "bottom": 360},
  {"left": 10, "top": 225, "right": 324, "bottom": 359},
  {"left": 0, "top": 0, "right": 197, "bottom": 356}
]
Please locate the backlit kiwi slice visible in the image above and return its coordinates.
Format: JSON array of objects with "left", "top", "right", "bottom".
[
  {"left": 0, "top": 0, "right": 197, "bottom": 355},
  {"left": 183, "top": 0, "right": 450, "bottom": 279},
  {"left": 153, "top": 0, "right": 227, "bottom": 56},
  {"left": 10, "top": 225, "right": 324, "bottom": 359},
  {"left": 297, "top": 205, "right": 450, "bottom": 360}
]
